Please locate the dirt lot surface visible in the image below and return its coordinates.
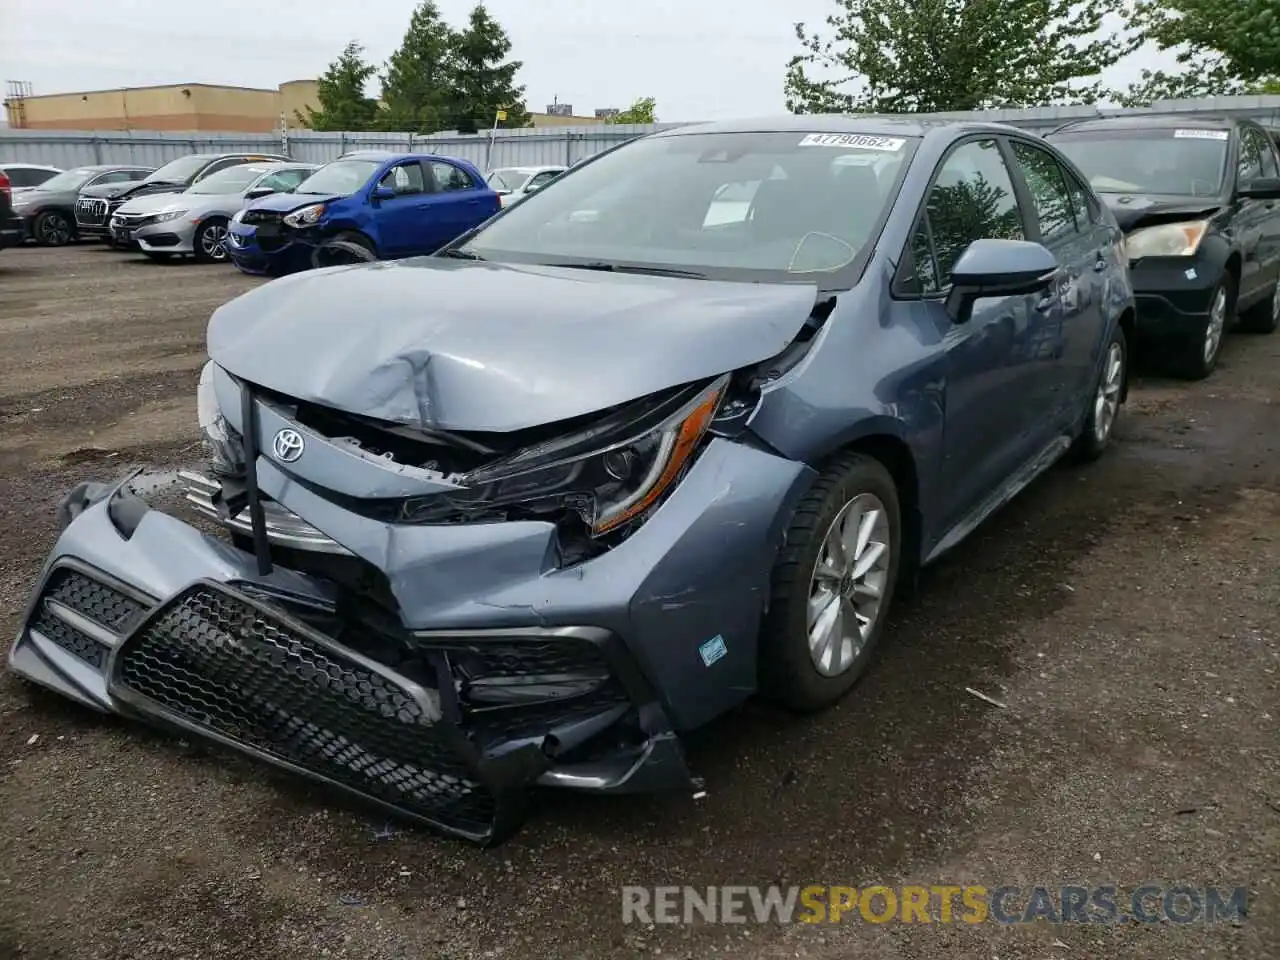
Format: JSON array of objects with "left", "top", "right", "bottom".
[{"left": 0, "top": 244, "right": 1277, "bottom": 959}]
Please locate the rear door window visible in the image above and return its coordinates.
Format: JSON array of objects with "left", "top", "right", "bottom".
[{"left": 1010, "top": 140, "right": 1078, "bottom": 240}]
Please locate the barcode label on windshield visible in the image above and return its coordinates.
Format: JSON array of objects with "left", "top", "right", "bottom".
[
  {"left": 1173, "top": 129, "right": 1229, "bottom": 141},
  {"left": 798, "top": 133, "right": 906, "bottom": 151}
]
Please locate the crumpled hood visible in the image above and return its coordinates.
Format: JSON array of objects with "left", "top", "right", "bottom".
[
  {"left": 80, "top": 180, "right": 183, "bottom": 201},
  {"left": 244, "top": 191, "right": 344, "bottom": 215},
  {"left": 207, "top": 258, "right": 818, "bottom": 433},
  {"left": 1099, "top": 192, "right": 1223, "bottom": 233}
]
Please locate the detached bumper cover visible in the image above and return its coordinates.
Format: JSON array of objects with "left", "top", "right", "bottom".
[{"left": 12, "top": 438, "right": 809, "bottom": 840}]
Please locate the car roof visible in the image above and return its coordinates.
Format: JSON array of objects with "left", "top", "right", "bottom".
[
  {"left": 493, "top": 165, "right": 564, "bottom": 172},
  {"left": 652, "top": 114, "right": 1026, "bottom": 140},
  {"left": 0, "top": 162, "right": 62, "bottom": 171},
  {"left": 1048, "top": 115, "right": 1237, "bottom": 136}
]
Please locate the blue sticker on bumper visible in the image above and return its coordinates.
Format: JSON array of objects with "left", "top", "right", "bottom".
[{"left": 698, "top": 634, "right": 727, "bottom": 667}]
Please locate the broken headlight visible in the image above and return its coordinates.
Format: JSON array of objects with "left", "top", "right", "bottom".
[
  {"left": 401, "top": 374, "right": 729, "bottom": 535},
  {"left": 197, "top": 360, "right": 245, "bottom": 476}
]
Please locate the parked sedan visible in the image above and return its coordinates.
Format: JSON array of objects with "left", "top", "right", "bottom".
[
  {"left": 112, "top": 161, "right": 318, "bottom": 262},
  {"left": 10, "top": 118, "right": 1133, "bottom": 845},
  {"left": 486, "top": 165, "right": 566, "bottom": 206},
  {"left": 78, "top": 152, "right": 290, "bottom": 246},
  {"left": 227, "top": 151, "right": 499, "bottom": 275},
  {"left": 1049, "top": 116, "right": 1280, "bottom": 378},
  {"left": 10, "top": 164, "right": 154, "bottom": 246}
]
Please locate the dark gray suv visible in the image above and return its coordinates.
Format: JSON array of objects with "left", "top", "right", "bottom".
[{"left": 11, "top": 164, "right": 153, "bottom": 246}]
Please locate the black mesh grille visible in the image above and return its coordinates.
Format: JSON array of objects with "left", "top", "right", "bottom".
[
  {"left": 112, "top": 584, "right": 499, "bottom": 834},
  {"left": 43, "top": 568, "right": 145, "bottom": 632},
  {"left": 29, "top": 607, "right": 107, "bottom": 668},
  {"left": 242, "top": 209, "right": 282, "bottom": 225},
  {"left": 454, "top": 639, "right": 613, "bottom": 681}
]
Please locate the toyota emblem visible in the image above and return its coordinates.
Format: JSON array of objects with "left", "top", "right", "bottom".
[{"left": 272, "top": 428, "right": 305, "bottom": 463}]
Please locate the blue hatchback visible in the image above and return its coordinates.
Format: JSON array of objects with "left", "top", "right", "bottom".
[{"left": 227, "top": 151, "right": 500, "bottom": 275}]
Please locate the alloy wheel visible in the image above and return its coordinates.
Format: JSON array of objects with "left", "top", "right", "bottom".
[
  {"left": 1093, "top": 340, "right": 1124, "bottom": 444},
  {"left": 201, "top": 223, "right": 229, "bottom": 261},
  {"left": 1204, "top": 286, "right": 1227, "bottom": 364},
  {"left": 37, "top": 213, "right": 71, "bottom": 246},
  {"left": 1273, "top": 281, "right": 1280, "bottom": 326},
  {"left": 806, "top": 493, "right": 891, "bottom": 677}
]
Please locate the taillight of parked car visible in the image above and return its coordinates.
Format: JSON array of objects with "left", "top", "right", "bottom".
[{"left": 0, "top": 171, "right": 10, "bottom": 205}]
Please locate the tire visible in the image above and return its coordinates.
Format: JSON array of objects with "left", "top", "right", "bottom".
[
  {"left": 311, "top": 231, "right": 377, "bottom": 269},
  {"left": 1169, "top": 276, "right": 1233, "bottom": 380},
  {"left": 193, "top": 217, "right": 231, "bottom": 263},
  {"left": 760, "top": 453, "right": 902, "bottom": 712},
  {"left": 32, "top": 210, "right": 74, "bottom": 247},
  {"left": 1237, "top": 279, "right": 1280, "bottom": 334},
  {"left": 1072, "top": 325, "right": 1127, "bottom": 462}
]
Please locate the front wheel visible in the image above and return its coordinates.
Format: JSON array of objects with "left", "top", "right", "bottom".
[
  {"left": 761, "top": 453, "right": 901, "bottom": 712},
  {"left": 33, "top": 210, "right": 74, "bottom": 246},
  {"left": 1170, "top": 277, "right": 1232, "bottom": 380},
  {"left": 1072, "top": 325, "right": 1127, "bottom": 462},
  {"left": 193, "top": 218, "right": 230, "bottom": 263}
]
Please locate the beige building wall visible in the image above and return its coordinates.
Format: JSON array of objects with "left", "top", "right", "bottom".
[
  {"left": 5, "top": 81, "right": 320, "bottom": 132},
  {"left": 4, "top": 80, "right": 604, "bottom": 132}
]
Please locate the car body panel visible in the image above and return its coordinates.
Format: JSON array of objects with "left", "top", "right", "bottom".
[
  {"left": 207, "top": 258, "right": 819, "bottom": 432},
  {"left": 10, "top": 116, "right": 1135, "bottom": 841},
  {"left": 226, "top": 153, "right": 500, "bottom": 275}
]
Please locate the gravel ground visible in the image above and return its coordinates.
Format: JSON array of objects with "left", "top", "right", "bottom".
[{"left": 0, "top": 244, "right": 1276, "bottom": 959}]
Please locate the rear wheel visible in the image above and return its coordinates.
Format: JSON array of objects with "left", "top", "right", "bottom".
[
  {"left": 1169, "top": 277, "right": 1232, "bottom": 380},
  {"left": 1237, "top": 279, "right": 1280, "bottom": 334},
  {"left": 761, "top": 453, "right": 901, "bottom": 712},
  {"left": 193, "top": 217, "right": 230, "bottom": 263},
  {"left": 33, "top": 210, "right": 73, "bottom": 246}
]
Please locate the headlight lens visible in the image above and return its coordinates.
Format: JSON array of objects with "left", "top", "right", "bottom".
[
  {"left": 152, "top": 209, "right": 188, "bottom": 223},
  {"left": 401, "top": 374, "right": 729, "bottom": 535},
  {"left": 197, "top": 361, "right": 244, "bottom": 476},
  {"left": 1125, "top": 220, "right": 1209, "bottom": 259},
  {"left": 283, "top": 202, "right": 327, "bottom": 227}
]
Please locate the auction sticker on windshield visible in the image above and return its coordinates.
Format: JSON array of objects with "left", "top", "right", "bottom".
[
  {"left": 799, "top": 133, "right": 906, "bottom": 151},
  {"left": 1173, "top": 129, "right": 1229, "bottom": 141}
]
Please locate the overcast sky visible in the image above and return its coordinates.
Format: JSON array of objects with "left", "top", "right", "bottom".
[{"left": 1, "top": 0, "right": 1178, "bottom": 121}]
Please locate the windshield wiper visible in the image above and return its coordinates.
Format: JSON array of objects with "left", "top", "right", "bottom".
[
  {"left": 550, "top": 261, "right": 707, "bottom": 279},
  {"left": 437, "top": 247, "right": 485, "bottom": 261}
]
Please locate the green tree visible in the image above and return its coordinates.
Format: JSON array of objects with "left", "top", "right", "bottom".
[
  {"left": 606, "top": 97, "right": 657, "bottom": 124},
  {"left": 784, "top": 0, "right": 1137, "bottom": 113},
  {"left": 379, "top": 0, "right": 457, "bottom": 133},
  {"left": 298, "top": 42, "right": 379, "bottom": 131},
  {"left": 445, "top": 4, "right": 528, "bottom": 133},
  {"left": 1118, "top": 0, "right": 1280, "bottom": 105}
]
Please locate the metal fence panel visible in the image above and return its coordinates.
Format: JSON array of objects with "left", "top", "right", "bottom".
[{"left": 3, "top": 96, "right": 1278, "bottom": 170}]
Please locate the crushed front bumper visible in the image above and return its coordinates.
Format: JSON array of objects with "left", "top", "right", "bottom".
[{"left": 12, "top": 438, "right": 810, "bottom": 841}]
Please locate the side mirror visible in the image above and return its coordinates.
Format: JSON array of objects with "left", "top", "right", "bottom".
[
  {"left": 1237, "top": 177, "right": 1280, "bottom": 200},
  {"left": 244, "top": 186, "right": 274, "bottom": 200},
  {"left": 944, "top": 238, "right": 1059, "bottom": 324},
  {"left": 372, "top": 185, "right": 396, "bottom": 202}
]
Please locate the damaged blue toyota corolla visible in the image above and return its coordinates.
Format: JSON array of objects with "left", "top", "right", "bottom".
[{"left": 10, "top": 117, "right": 1136, "bottom": 845}]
